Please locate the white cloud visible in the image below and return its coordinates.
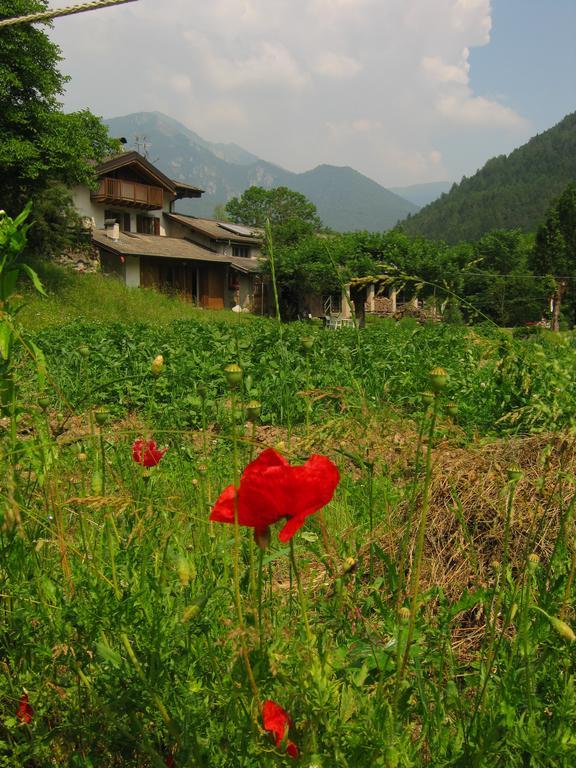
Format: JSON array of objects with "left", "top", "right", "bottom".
[
  {"left": 422, "top": 52, "right": 469, "bottom": 84},
  {"left": 46, "top": 0, "right": 533, "bottom": 185},
  {"left": 437, "top": 95, "right": 528, "bottom": 127},
  {"left": 313, "top": 52, "right": 362, "bottom": 79}
]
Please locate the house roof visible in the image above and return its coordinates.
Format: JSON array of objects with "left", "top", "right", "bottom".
[
  {"left": 172, "top": 180, "right": 204, "bottom": 198},
  {"left": 95, "top": 152, "right": 204, "bottom": 199},
  {"left": 92, "top": 230, "right": 262, "bottom": 273},
  {"left": 165, "top": 213, "right": 263, "bottom": 245}
]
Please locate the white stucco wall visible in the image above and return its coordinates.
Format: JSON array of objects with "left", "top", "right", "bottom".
[
  {"left": 125, "top": 256, "right": 140, "bottom": 288},
  {"left": 71, "top": 185, "right": 104, "bottom": 228}
]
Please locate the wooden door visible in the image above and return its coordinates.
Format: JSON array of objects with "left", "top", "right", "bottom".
[
  {"left": 140, "top": 257, "right": 160, "bottom": 288},
  {"left": 200, "top": 266, "right": 225, "bottom": 309}
]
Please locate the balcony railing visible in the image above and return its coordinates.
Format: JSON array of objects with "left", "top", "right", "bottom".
[{"left": 92, "top": 177, "right": 164, "bottom": 209}]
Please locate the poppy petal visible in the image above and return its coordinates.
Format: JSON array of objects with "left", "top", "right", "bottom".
[{"left": 209, "top": 485, "right": 236, "bottom": 524}]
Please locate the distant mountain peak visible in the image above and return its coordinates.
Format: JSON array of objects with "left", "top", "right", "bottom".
[{"left": 104, "top": 111, "right": 418, "bottom": 232}]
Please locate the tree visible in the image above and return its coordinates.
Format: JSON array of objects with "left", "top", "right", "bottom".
[
  {"left": 0, "top": 1, "right": 118, "bottom": 247},
  {"left": 225, "top": 186, "right": 322, "bottom": 245},
  {"left": 531, "top": 183, "right": 576, "bottom": 330}
]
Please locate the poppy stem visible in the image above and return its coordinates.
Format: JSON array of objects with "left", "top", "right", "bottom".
[
  {"left": 230, "top": 386, "right": 260, "bottom": 705},
  {"left": 395, "top": 392, "right": 439, "bottom": 698},
  {"left": 289, "top": 538, "right": 315, "bottom": 653}
]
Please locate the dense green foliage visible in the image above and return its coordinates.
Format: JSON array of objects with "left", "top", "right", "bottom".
[
  {"left": 271, "top": 228, "right": 549, "bottom": 326},
  {"left": 0, "top": 0, "right": 117, "bottom": 249},
  {"left": 23, "top": 317, "right": 576, "bottom": 437},
  {"left": 530, "top": 183, "right": 576, "bottom": 328},
  {"left": 225, "top": 186, "right": 323, "bottom": 245},
  {"left": 402, "top": 112, "right": 576, "bottom": 242}
]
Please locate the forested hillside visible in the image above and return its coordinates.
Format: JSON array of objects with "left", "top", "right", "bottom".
[{"left": 401, "top": 112, "right": 576, "bottom": 242}]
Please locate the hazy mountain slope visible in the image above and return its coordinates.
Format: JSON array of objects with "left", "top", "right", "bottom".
[
  {"left": 104, "top": 112, "right": 417, "bottom": 231},
  {"left": 401, "top": 112, "right": 576, "bottom": 242},
  {"left": 389, "top": 181, "right": 452, "bottom": 208},
  {"left": 291, "top": 165, "right": 419, "bottom": 231}
]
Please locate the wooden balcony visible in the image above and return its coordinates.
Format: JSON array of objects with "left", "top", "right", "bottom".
[{"left": 91, "top": 177, "right": 164, "bottom": 209}]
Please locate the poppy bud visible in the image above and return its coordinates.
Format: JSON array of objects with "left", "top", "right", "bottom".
[
  {"left": 421, "top": 391, "right": 434, "bottom": 406},
  {"left": 549, "top": 615, "right": 576, "bottom": 642},
  {"left": 91, "top": 470, "right": 103, "bottom": 495},
  {"left": 182, "top": 596, "right": 208, "bottom": 623},
  {"left": 177, "top": 556, "right": 194, "bottom": 586},
  {"left": 224, "top": 363, "right": 243, "bottom": 388},
  {"left": 507, "top": 465, "right": 523, "bottom": 482},
  {"left": 301, "top": 336, "right": 314, "bottom": 352},
  {"left": 509, "top": 602, "right": 518, "bottom": 622},
  {"left": 246, "top": 400, "right": 262, "bottom": 422},
  {"left": 398, "top": 606, "right": 411, "bottom": 624},
  {"left": 188, "top": 396, "right": 203, "bottom": 413},
  {"left": 429, "top": 367, "right": 448, "bottom": 393},
  {"left": 151, "top": 355, "right": 164, "bottom": 376}
]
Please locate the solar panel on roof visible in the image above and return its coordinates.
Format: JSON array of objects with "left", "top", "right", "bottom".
[{"left": 218, "top": 223, "right": 254, "bottom": 237}]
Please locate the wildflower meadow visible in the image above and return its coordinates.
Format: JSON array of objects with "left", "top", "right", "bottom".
[{"left": 1, "top": 208, "right": 576, "bottom": 767}]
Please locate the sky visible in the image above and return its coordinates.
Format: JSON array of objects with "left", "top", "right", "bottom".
[{"left": 46, "top": 0, "right": 576, "bottom": 188}]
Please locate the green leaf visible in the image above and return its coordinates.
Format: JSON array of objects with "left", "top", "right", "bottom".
[
  {"left": 20, "top": 263, "right": 47, "bottom": 296},
  {"left": 0, "top": 321, "right": 11, "bottom": 360}
]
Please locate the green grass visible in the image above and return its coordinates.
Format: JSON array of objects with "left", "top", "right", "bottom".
[{"left": 19, "top": 263, "right": 259, "bottom": 330}]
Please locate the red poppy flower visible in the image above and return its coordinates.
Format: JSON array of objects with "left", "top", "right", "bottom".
[
  {"left": 16, "top": 693, "right": 33, "bottom": 724},
  {"left": 209, "top": 448, "right": 339, "bottom": 543},
  {"left": 262, "top": 699, "right": 298, "bottom": 758},
  {"left": 131, "top": 439, "right": 167, "bottom": 467}
]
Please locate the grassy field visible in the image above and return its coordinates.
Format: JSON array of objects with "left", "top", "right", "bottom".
[{"left": 2, "top": 267, "right": 576, "bottom": 767}]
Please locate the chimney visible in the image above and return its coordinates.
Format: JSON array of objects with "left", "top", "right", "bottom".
[{"left": 105, "top": 220, "right": 120, "bottom": 241}]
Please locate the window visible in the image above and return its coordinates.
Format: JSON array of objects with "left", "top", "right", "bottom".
[
  {"left": 232, "top": 244, "right": 250, "bottom": 258},
  {"left": 136, "top": 215, "right": 159, "bottom": 235}
]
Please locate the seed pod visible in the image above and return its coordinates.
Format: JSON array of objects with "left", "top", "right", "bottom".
[
  {"left": 507, "top": 465, "right": 523, "bottom": 482},
  {"left": 246, "top": 400, "right": 262, "bottom": 422},
  {"left": 38, "top": 396, "right": 50, "bottom": 410},
  {"left": 446, "top": 401, "right": 458, "bottom": 416},
  {"left": 429, "top": 366, "right": 448, "bottom": 393},
  {"left": 79, "top": 345, "right": 90, "bottom": 358},
  {"left": 527, "top": 553, "right": 540, "bottom": 572},
  {"left": 421, "top": 391, "right": 435, "bottom": 406},
  {"left": 301, "top": 336, "right": 314, "bottom": 352},
  {"left": 223, "top": 363, "right": 242, "bottom": 387},
  {"left": 94, "top": 408, "right": 109, "bottom": 426}
]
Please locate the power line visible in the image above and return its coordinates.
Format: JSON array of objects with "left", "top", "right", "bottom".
[{"left": 0, "top": 0, "right": 139, "bottom": 28}]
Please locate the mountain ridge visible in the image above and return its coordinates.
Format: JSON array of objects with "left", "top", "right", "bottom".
[{"left": 104, "top": 112, "right": 419, "bottom": 232}]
